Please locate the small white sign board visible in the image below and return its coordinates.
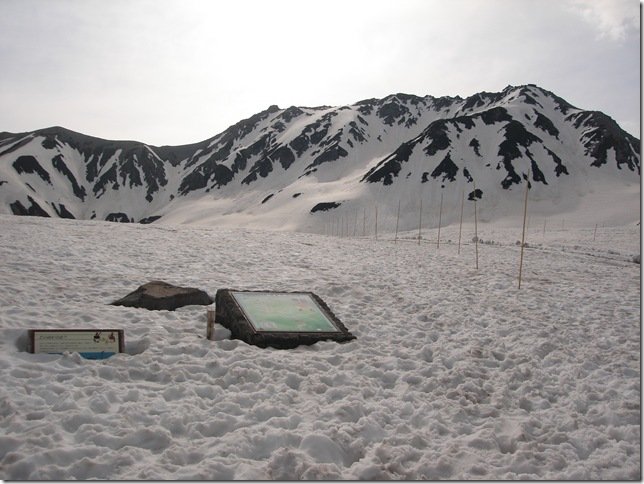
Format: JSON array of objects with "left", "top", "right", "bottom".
[{"left": 28, "top": 329, "right": 124, "bottom": 359}]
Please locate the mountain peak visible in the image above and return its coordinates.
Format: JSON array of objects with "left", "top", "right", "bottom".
[{"left": 0, "top": 85, "right": 639, "bottom": 229}]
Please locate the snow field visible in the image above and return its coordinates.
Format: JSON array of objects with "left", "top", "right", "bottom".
[{"left": 0, "top": 214, "right": 639, "bottom": 479}]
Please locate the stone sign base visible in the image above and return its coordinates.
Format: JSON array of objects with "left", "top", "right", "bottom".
[{"left": 215, "top": 289, "right": 356, "bottom": 349}]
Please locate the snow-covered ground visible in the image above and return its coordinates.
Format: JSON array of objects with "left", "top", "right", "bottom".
[{"left": 0, "top": 213, "right": 639, "bottom": 479}]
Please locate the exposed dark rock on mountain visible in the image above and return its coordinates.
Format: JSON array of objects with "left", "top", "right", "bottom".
[
  {"left": 431, "top": 153, "right": 459, "bottom": 182},
  {"left": 52, "top": 155, "right": 86, "bottom": 200},
  {"left": 180, "top": 162, "right": 234, "bottom": 194},
  {"left": 52, "top": 203, "right": 75, "bottom": 219},
  {"left": 497, "top": 121, "right": 543, "bottom": 189},
  {"left": 469, "top": 138, "right": 481, "bottom": 156},
  {"left": 422, "top": 121, "right": 451, "bottom": 157},
  {"left": 348, "top": 121, "right": 368, "bottom": 144},
  {"left": 0, "top": 134, "right": 33, "bottom": 157},
  {"left": 10, "top": 196, "right": 49, "bottom": 217},
  {"left": 378, "top": 99, "right": 412, "bottom": 126},
  {"left": 306, "top": 144, "right": 348, "bottom": 172},
  {"left": 463, "top": 168, "right": 473, "bottom": 183},
  {"left": 479, "top": 106, "right": 513, "bottom": 125},
  {"left": 568, "top": 111, "right": 641, "bottom": 172},
  {"left": 271, "top": 145, "right": 296, "bottom": 170},
  {"left": 533, "top": 112, "right": 559, "bottom": 138},
  {"left": 545, "top": 147, "right": 569, "bottom": 177},
  {"left": 361, "top": 140, "right": 416, "bottom": 185},
  {"left": 311, "top": 202, "right": 341, "bottom": 213},
  {"left": 468, "top": 189, "right": 483, "bottom": 201},
  {"left": 13, "top": 156, "right": 52, "bottom": 185},
  {"left": 106, "top": 212, "right": 132, "bottom": 223},
  {"left": 139, "top": 215, "right": 161, "bottom": 224}
]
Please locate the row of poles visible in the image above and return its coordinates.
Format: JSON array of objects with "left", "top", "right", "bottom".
[
  {"left": 319, "top": 176, "right": 608, "bottom": 289},
  {"left": 318, "top": 173, "right": 612, "bottom": 289},
  {"left": 322, "top": 184, "right": 484, "bottom": 272}
]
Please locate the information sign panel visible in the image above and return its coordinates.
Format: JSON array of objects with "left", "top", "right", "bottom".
[
  {"left": 215, "top": 289, "right": 356, "bottom": 349},
  {"left": 231, "top": 291, "right": 340, "bottom": 333},
  {"left": 28, "top": 329, "right": 124, "bottom": 359}
]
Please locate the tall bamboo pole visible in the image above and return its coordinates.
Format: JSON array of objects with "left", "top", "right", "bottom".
[
  {"left": 473, "top": 182, "right": 479, "bottom": 270},
  {"left": 593, "top": 223, "right": 597, "bottom": 242},
  {"left": 518, "top": 173, "right": 530, "bottom": 289},
  {"left": 375, "top": 205, "right": 378, "bottom": 240},
  {"left": 458, "top": 190, "right": 464, "bottom": 255},
  {"left": 394, "top": 200, "right": 401, "bottom": 243},
  {"left": 353, "top": 210, "right": 358, "bottom": 237},
  {"left": 363, "top": 208, "right": 366, "bottom": 237},
  {"left": 418, "top": 198, "right": 423, "bottom": 245},
  {"left": 437, "top": 191, "right": 443, "bottom": 249}
]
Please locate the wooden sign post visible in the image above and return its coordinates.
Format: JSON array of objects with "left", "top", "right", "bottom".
[
  {"left": 458, "top": 190, "right": 464, "bottom": 255},
  {"left": 375, "top": 205, "right": 378, "bottom": 240},
  {"left": 437, "top": 192, "right": 443, "bottom": 249},
  {"left": 206, "top": 308, "right": 215, "bottom": 340},
  {"left": 518, "top": 172, "right": 531, "bottom": 289},
  {"left": 473, "top": 181, "right": 479, "bottom": 270},
  {"left": 394, "top": 200, "right": 401, "bottom": 243},
  {"left": 418, "top": 198, "right": 423, "bottom": 245}
]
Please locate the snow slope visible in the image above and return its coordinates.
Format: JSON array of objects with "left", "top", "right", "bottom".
[{"left": 0, "top": 214, "right": 639, "bottom": 479}]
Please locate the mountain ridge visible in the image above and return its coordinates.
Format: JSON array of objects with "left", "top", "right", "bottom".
[{"left": 0, "top": 84, "right": 639, "bottom": 231}]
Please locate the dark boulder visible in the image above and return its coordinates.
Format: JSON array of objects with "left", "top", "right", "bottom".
[{"left": 111, "top": 280, "right": 213, "bottom": 311}]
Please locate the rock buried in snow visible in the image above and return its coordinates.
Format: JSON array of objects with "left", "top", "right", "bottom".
[{"left": 111, "top": 280, "right": 213, "bottom": 311}]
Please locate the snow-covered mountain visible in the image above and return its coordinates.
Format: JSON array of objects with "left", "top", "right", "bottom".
[{"left": 0, "top": 84, "right": 639, "bottom": 231}]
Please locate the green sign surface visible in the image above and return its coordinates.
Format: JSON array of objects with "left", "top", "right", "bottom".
[{"left": 231, "top": 292, "right": 340, "bottom": 333}]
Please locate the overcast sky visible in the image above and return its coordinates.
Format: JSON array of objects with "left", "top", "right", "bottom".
[{"left": 0, "top": 0, "right": 640, "bottom": 146}]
